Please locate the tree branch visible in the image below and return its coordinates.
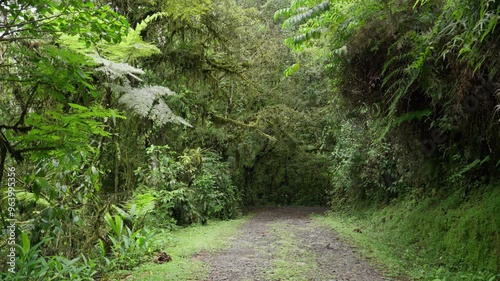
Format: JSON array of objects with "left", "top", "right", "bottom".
[
  {"left": 15, "top": 81, "right": 39, "bottom": 127},
  {"left": 208, "top": 112, "right": 276, "bottom": 141},
  {"left": 0, "top": 131, "right": 23, "bottom": 162},
  {"left": 0, "top": 125, "right": 33, "bottom": 132},
  {"left": 15, "top": 146, "right": 56, "bottom": 153}
]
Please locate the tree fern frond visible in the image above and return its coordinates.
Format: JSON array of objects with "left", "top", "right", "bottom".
[
  {"left": 116, "top": 85, "right": 192, "bottom": 127},
  {"left": 135, "top": 12, "right": 169, "bottom": 34},
  {"left": 274, "top": 8, "right": 292, "bottom": 20},
  {"left": 394, "top": 109, "right": 432, "bottom": 126},
  {"left": 127, "top": 192, "right": 157, "bottom": 217},
  {"left": 291, "top": 29, "right": 322, "bottom": 45},
  {"left": 100, "top": 13, "right": 166, "bottom": 62},
  {"left": 92, "top": 55, "right": 145, "bottom": 81},
  {"left": 150, "top": 96, "right": 193, "bottom": 127},
  {"left": 58, "top": 34, "right": 95, "bottom": 56},
  {"left": 284, "top": 63, "right": 301, "bottom": 77},
  {"left": 115, "top": 85, "right": 171, "bottom": 116}
]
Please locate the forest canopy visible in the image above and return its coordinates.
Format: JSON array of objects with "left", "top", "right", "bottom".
[{"left": 1, "top": 0, "right": 499, "bottom": 280}]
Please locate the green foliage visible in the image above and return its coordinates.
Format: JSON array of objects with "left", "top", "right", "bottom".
[
  {"left": 3, "top": 0, "right": 500, "bottom": 278},
  {"left": 126, "top": 194, "right": 157, "bottom": 219},
  {"left": 266, "top": 222, "right": 325, "bottom": 280},
  {"left": 284, "top": 63, "right": 301, "bottom": 77},
  {"left": 394, "top": 109, "right": 432, "bottom": 126},
  {"left": 315, "top": 186, "right": 500, "bottom": 280},
  {"left": 43, "top": 255, "right": 97, "bottom": 281},
  {"left": 2, "top": 148, "right": 106, "bottom": 267},
  {"left": 113, "top": 217, "right": 249, "bottom": 281},
  {"left": 0, "top": 2, "right": 175, "bottom": 278},
  {"left": 56, "top": 13, "right": 189, "bottom": 128},
  {"left": 274, "top": 0, "right": 331, "bottom": 50},
  {"left": 279, "top": 1, "right": 330, "bottom": 29},
  {"left": 16, "top": 104, "right": 125, "bottom": 158},
  {"left": 0, "top": 0, "right": 129, "bottom": 45},
  {"left": 448, "top": 156, "right": 491, "bottom": 183},
  {"left": 0, "top": 232, "right": 97, "bottom": 281},
  {"left": 328, "top": 115, "right": 405, "bottom": 210},
  {"left": 277, "top": 0, "right": 500, "bottom": 213},
  {"left": 101, "top": 212, "right": 156, "bottom": 270},
  {"left": 99, "top": 13, "right": 164, "bottom": 62}
]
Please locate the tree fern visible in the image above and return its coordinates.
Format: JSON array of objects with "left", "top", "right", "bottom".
[{"left": 56, "top": 12, "right": 192, "bottom": 128}]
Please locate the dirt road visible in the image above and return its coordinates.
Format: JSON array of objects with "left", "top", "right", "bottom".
[{"left": 198, "top": 207, "right": 390, "bottom": 281}]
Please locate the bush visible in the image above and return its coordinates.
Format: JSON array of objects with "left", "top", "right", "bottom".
[
  {"left": 133, "top": 145, "right": 241, "bottom": 225},
  {"left": 99, "top": 212, "right": 156, "bottom": 270}
]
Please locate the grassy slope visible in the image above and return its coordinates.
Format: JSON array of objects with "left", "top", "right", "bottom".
[
  {"left": 112, "top": 217, "right": 250, "bottom": 281},
  {"left": 314, "top": 186, "right": 500, "bottom": 281}
]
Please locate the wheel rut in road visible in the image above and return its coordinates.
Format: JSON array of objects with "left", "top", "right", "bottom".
[{"left": 199, "top": 206, "right": 390, "bottom": 281}]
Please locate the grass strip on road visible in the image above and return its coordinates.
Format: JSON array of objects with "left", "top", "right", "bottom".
[{"left": 114, "top": 217, "right": 250, "bottom": 281}]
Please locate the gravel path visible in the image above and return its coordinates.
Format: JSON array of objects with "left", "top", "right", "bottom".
[{"left": 199, "top": 207, "right": 391, "bottom": 281}]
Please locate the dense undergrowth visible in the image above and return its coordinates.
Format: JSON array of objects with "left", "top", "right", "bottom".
[
  {"left": 277, "top": 0, "right": 500, "bottom": 279},
  {"left": 1, "top": 0, "right": 499, "bottom": 279},
  {"left": 108, "top": 217, "right": 249, "bottom": 281},
  {"left": 315, "top": 186, "right": 500, "bottom": 280}
]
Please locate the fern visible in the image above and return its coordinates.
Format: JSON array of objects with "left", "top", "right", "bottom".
[
  {"left": 92, "top": 56, "right": 145, "bottom": 81},
  {"left": 100, "top": 13, "right": 165, "bottom": 62},
  {"left": 448, "top": 156, "right": 491, "bottom": 182},
  {"left": 284, "top": 63, "right": 301, "bottom": 77},
  {"left": 58, "top": 10, "right": 165, "bottom": 64},
  {"left": 116, "top": 84, "right": 192, "bottom": 127},
  {"left": 126, "top": 193, "right": 157, "bottom": 217},
  {"left": 394, "top": 109, "right": 432, "bottom": 126},
  {"left": 275, "top": 1, "right": 331, "bottom": 50},
  {"left": 16, "top": 191, "right": 51, "bottom": 207},
  {"left": 289, "top": 29, "right": 322, "bottom": 46}
]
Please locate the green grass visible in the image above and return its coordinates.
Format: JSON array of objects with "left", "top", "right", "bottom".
[
  {"left": 264, "top": 222, "right": 333, "bottom": 281},
  {"left": 108, "top": 217, "right": 250, "bottom": 281},
  {"left": 313, "top": 186, "right": 500, "bottom": 281}
]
